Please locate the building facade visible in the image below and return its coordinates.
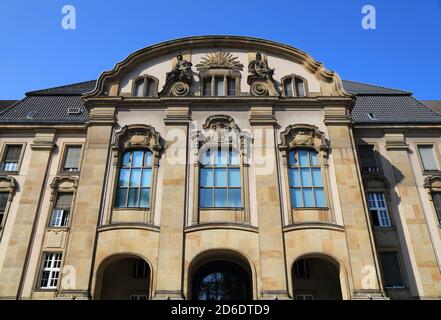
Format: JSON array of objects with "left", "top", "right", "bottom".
[{"left": 0, "top": 36, "right": 440, "bottom": 300}]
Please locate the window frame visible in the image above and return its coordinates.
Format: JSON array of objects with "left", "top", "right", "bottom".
[
  {"left": 198, "top": 146, "right": 243, "bottom": 209},
  {"left": 0, "top": 143, "right": 26, "bottom": 175},
  {"left": 48, "top": 192, "right": 74, "bottom": 228},
  {"left": 115, "top": 148, "right": 154, "bottom": 209},
  {"left": 38, "top": 252, "right": 63, "bottom": 290},
  {"left": 281, "top": 75, "right": 308, "bottom": 98},
  {"left": 378, "top": 251, "right": 406, "bottom": 289},
  {"left": 367, "top": 192, "right": 392, "bottom": 227},
  {"left": 432, "top": 192, "right": 441, "bottom": 226},
  {"left": 202, "top": 75, "right": 239, "bottom": 97},
  {"left": 59, "top": 143, "right": 83, "bottom": 174},
  {"left": 0, "top": 176, "right": 18, "bottom": 238},
  {"left": 131, "top": 75, "right": 159, "bottom": 98},
  {"left": 287, "top": 148, "right": 327, "bottom": 209},
  {"left": 416, "top": 144, "right": 440, "bottom": 174},
  {"left": 358, "top": 143, "right": 382, "bottom": 173}
]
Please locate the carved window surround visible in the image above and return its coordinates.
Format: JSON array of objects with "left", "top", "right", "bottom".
[
  {"left": 278, "top": 124, "right": 334, "bottom": 225},
  {"left": 47, "top": 176, "right": 79, "bottom": 230},
  {"left": 0, "top": 175, "right": 18, "bottom": 239},
  {"left": 106, "top": 125, "right": 164, "bottom": 226},
  {"left": 191, "top": 115, "right": 251, "bottom": 226}
]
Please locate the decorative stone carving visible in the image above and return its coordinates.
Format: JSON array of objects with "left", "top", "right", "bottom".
[
  {"left": 279, "top": 124, "right": 329, "bottom": 155},
  {"left": 247, "top": 52, "right": 280, "bottom": 96},
  {"left": 196, "top": 51, "right": 244, "bottom": 71},
  {"left": 0, "top": 175, "right": 18, "bottom": 198},
  {"left": 113, "top": 124, "right": 165, "bottom": 151},
  {"left": 424, "top": 175, "right": 441, "bottom": 192},
  {"left": 50, "top": 175, "right": 79, "bottom": 201},
  {"left": 161, "top": 53, "right": 193, "bottom": 97}
]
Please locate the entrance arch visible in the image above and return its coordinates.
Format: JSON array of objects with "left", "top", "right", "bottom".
[
  {"left": 292, "top": 255, "right": 343, "bottom": 300},
  {"left": 189, "top": 250, "right": 253, "bottom": 300},
  {"left": 95, "top": 254, "right": 151, "bottom": 300}
]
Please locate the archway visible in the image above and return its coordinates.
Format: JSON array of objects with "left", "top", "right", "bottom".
[
  {"left": 292, "top": 256, "right": 342, "bottom": 300},
  {"left": 189, "top": 251, "right": 253, "bottom": 300},
  {"left": 95, "top": 255, "right": 151, "bottom": 300}
]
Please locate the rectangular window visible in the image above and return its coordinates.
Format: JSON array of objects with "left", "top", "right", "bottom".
[
  {"left": 39, "top": 252, "right": 62, "bottom": 289},
  {"left": 418, "top": 145, "right": 439, "bottom": 171},
  {"left": 50, "top": 193, "right": 73, "bottom": 227},
  {"left": 288, "top": 149, "right": 325, "bottom": 208},
  {"left": 358, "top": 145, "right": 379, "bottom": 172},
  {"left": 227, "top": 78, "right": 236, "bottom": 96},
  {"left": 283, "top": 78, "right": 293, "bottom": 96},
  {"left": 0, "top": 192, "right": 8, "bottom": 225},
  {"left": 1, "top": 145, "right": 22, "bottom": 172},
  {"left": 62, "top": 146, "right": 81, "bottom": 172},
  {"left": 432, "top": 193, "right": 441, "bottom": 225},
  {"left": 199, "top": 148, "right": 242, "bottom": 208},
  {"left": 295, "top": 294, "right": 314, "bottom": 300},
  {"left": 203, "top": 79, "right": 212, "bottom": 96},
  {"left": 379, "top": 252, "right": 405, "bottom": 288},
  {"left": 215, "top": 77, "right": 225, "bottom": 96},
  {"left": 367, "top": 192, "right": 391, "bottom": 227},
  {"left": 295, "top": 78, "right": 306, "bottom": 97}
]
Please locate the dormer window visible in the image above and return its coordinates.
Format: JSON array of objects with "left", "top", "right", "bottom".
[
  {"left": 282, "top": 76, "right": 307, "bottom": 97},
  {"left": 132, "top": 76, "right": 158, "bottom": 97}
]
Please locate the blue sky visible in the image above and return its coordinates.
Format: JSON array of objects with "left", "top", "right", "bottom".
[{"left": 1, "top": 0, "right": 440, "bottom": 99}]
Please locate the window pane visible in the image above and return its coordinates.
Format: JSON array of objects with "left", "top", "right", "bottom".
[
  {"left": 214, "top": 189, "right": 227, "bottom": 207},
  {"left": 418, "top": 145, "right": 438, "bottom": 171},
  {"left": 146, "top": 80, "right": 155, "bottom": 97},
  {"left": 122, "top": 151, "right": 131, "bottom": 166},
  {"left": 55, "top": 193, "right": 73, "bottom": 209},
  {"left": 433, "top": 193, "right": 441, "bottom": 224},
  {"left": 300, "top": 168, "right": 312, "bottom": 187},
  {"left": 203, "top": 79, "right": 211, "bottom": 96},
  {"left": 310, "top": 152, "right": 318, "bottom": 166},
  {"left": 64, "top": 146, "right": 81, "bottom": 170},
  {"left": 214, "top": 149, "right": 228, "bottom": 166},
  {"left": 214, "top": 169, "right": 227, "bottom": 186},
  {"left": 119, "top": 169, "right": 130, "bottom": 187},
  {"left": 228, "top": 189, "right": 242, "bottom": 207},
  {"left": 288, "top": 151, "right": 296, "bottom": 166},
  {"left": 116, "top": 188, "right": 128, "bottom": 207},
  {"left": 295, "top": 78, "right": 305, "bottom": 97},
  {"left": 130, "top": 169, "right": 141, "bottom": 187},
  {"left": 200, "top": 168, "right": 213, "bottom": 187},
  {"left": 215, "top": 77, "right": 224, "bottom": 96},
  {"left": 228, "top": 169, "right": 241, "bottom": 187},
  {"left": 380, "top": 252, "right": 404, "bottom": 288},
  {"left": 128, "top": 189, "right": 138, "bottom": 207},
  {"left": 303, "top": 188, "right": 314, "bottom": 207},
  {"left": 144, "top": 151, "right": 153, "bottom": 166},
  {"left": 298, "top": 150, "right": 309, "bottom": 166},
  {"left": 359, "top": 145, "right": 378, "bottom": 172},
  {"left": 284, "top": 79, "right": 293, "bottom": 96},
  {"left": 132, "top": 151, "right": 144, "bottom": 167},
  {"left": 200, "top": 189, "right": 213, "bottom": 208},
  {"left": 290, "top": 188, "right": 303, "bottom": 208},
  {"left": 141, "top": 169, "right": 152, "bottom": 187},
  {"left": 0, "top": 192, "right": 8, "bottom": 213},
  {"left": 4, "top": 145, "right": 21, "bottom": 162},
  {"left": 311, "top": 168, "right": 323, "bottom": 187},
  {"left": 288, "top": 168, "right": 301, "bottom": 187},
  {"left": 135, "top": 80, "right": 144, "bottom": 97},
  {"left": 314, "top": 188, "right": 326, "bottom": 207},
  {"left": 139, "top": 188, "right": 150, "bottom": 208},
  {"left": 227, "top": 78, "right": 236, "bottom": 96},
  {"left": 229, "top": 149, "right": 239, "bottom": 165}
]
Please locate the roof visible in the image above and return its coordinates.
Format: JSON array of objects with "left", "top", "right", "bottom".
[
  {"left": 0, "top": 79, "right": 439, "bottom": 125},
  {"left": 0, "top": 100, "right": 18, "bottom": 108},
  {"left": 421, "top": 100, "right": 441, "bottom": 116}
]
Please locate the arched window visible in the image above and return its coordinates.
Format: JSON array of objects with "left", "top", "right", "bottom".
[
  {"left": 283, "top": 76, "right": 306, "bottom": 97},
  {"left": 199, "top": 148, "right": 241, "bottom": 208},
  {"left": 132, "top": 76, "right": 158, "bottom": 97},
  {"left": 116, "top": 149, "right": 153, "bottom": 208},
  {"left": 288, "top": 149, "right": 325, "bottom": 208}
]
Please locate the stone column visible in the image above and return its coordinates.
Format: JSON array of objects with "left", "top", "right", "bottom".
[
  {"left": 58, "top": 106, "right": 115, "bottom": 299},
  {"left": 0, "top": 130, "right": 55, "bottom": 298},
  {"left": 154, "top": 106, "right": 190, "bottom": 300},
  {"left": 384, "top": 131, "right": 441, "bottom": 297},
  {"left": 323, "top": 101, "right": 385, "bottom": 299},
  {"left": 250, "top": 106, "right": 289, "bottom": 300}
]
